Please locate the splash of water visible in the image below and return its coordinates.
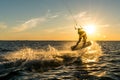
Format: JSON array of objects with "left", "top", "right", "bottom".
[
  {"left": 2, "top": 45, "right": 63, "bottom": 72},
  {"left": 78, "top": 41, "right": 103, "bottom": 63},
  {"left": 2, "top": 41, "right": 102, "bottom": 72},
  {"left": 4, "top": 45, "right": 60, "bottom": 61}
]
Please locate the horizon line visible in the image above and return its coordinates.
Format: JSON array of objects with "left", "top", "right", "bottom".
[{"left": 0, "top": 40, "right": 120, "bottom": 41}]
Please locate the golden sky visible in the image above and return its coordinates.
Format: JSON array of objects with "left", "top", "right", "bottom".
[{"left": 0, "top": 0, "right": 120, "bottom": 40}]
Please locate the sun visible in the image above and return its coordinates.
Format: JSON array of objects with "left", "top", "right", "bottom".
[{"left": 83, "top": 24, "right": 96, "bottom": 35}]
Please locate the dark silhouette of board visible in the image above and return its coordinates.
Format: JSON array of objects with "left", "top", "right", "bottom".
[{"left": 71, "top": 41, "right": 92, "bottom": 51}]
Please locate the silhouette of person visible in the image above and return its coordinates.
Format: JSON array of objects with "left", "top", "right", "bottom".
[{"left": 74, "top": 26, "right": 87, "bottom": 48}]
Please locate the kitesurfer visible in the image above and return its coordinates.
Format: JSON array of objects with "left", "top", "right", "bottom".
[{"left": 74, "top": 26, "right": 87, "bottom": 48}]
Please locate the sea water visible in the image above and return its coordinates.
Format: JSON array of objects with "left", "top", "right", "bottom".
[{"left": 0, "top": 41, "right": 119, "bottom": 80}]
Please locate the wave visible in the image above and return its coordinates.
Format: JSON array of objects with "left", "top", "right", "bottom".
[
  {"left": 0, "top": 41, "right": 103, "bottom": 79},
  {"left": 1, "top": 41, "right": 102, "bottom": 70}
]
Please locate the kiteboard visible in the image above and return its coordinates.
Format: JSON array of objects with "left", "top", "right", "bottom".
[{"left": 71, "top": 41, "right": 92, "bottom": 51}]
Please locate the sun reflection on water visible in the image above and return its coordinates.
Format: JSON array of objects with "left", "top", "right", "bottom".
[{"left": 80, "top": 41, "right": 103, "bottom": 63}]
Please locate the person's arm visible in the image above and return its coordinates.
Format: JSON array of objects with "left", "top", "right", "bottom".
[
  {"left": 81, "top": 31, "right": 87, "bottom": 36},
  {"left": 74, "top": 25, "right": 78, "bottom": 30},
  {"left": 81, "top": 33, "right": 85, "bottom": 36}
]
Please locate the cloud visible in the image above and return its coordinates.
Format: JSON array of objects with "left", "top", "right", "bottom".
[
  {"left": 43, "top": 27, "right": 63, "bottom": 33},
  {"left": 66, "top": 11, "right": 92, "bottom": 25},
  {"left": 49, "top": 15, "right": 59, "bottom": 19},
  {"left": 67, "top": 11, "right": 111, "bottom": 29},
  {"left": 13, "top": 17, "right": 46, "bottom": 32},
  {"left": 43, "top": 26, "right": 73, "bottom": 34},
  {"left": 99, "top": 24, "right": 110, "bottom": 28},
  {"left": 46, "top": 9, "right": 51, "bottom": 17},
  {"left": 67, "top": 11, "right": 87, "bottom": 20},
  {"left": 46, "top": 9, "right": 59, "bottom": 19},
  {"left": 0, "top": 23, "right": 7, "bottom": 29},
  {"left": 74, "top": 11, "right": 87, "bottom": 18}
]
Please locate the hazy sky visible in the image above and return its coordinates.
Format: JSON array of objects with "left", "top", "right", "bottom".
[{"left": 0, "top": 0, "right": 120, "bottom": 40}]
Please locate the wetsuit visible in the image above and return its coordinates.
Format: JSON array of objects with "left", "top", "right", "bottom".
[{"left": 76, "top": 28, "right": 87, "bottom": 47}]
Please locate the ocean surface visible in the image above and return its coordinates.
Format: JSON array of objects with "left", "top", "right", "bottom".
[{"left": 0, "top": 41, "right": 119, "bottom": 80}]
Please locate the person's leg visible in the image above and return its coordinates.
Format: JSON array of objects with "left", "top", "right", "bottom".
[
  {"left": 72, "top": 35, "right": 82, "bottom": 49},
  {"left": 76, "top": 37, "right": 82, "bottom": 46},
  {"left": 82, "top": 36, "right": 87, "bottom": 47}
]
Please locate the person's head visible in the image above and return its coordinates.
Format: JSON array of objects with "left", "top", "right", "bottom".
[{"left": 78, "top": 27, "right": 82, "bottom": 30}]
